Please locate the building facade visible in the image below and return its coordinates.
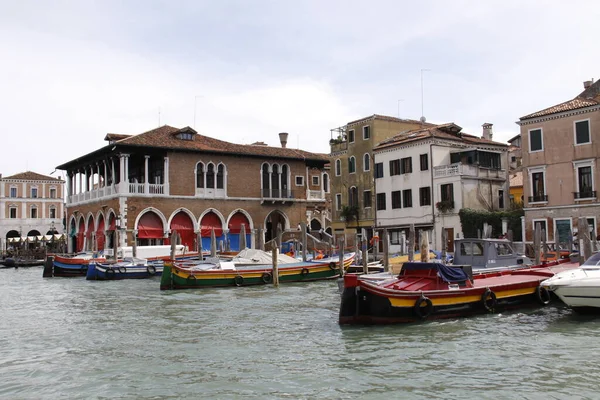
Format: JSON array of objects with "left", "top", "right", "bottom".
[
  {"left": 0, "top": 172, "right": 65, "bottom": 252},
  {"left": 374, "top": 123, "right": 508, "bottom": 252},
  {"left": 518, "top": 79, "right": 600, "bottom": 243},
  {"left": 329, "top": 115, "right": 430, "bottom": 240},
  {"left": 57, "top": 126, "right": 331, "bottom": 253}
]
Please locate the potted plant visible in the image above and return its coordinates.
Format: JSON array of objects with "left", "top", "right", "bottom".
[{"left": 436, "top": 200, "right": 455, "bottom": 213}]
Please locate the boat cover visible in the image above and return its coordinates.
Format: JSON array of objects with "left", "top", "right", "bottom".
[{"left": 402, "top": 262, "right": 468, "bottom": 283}]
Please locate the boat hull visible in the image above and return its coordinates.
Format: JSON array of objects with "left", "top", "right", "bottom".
[{"left": 86, "top": 262, "right": 163, "bottom": 280}]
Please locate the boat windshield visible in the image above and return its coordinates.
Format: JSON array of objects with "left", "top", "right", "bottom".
[{"left": 582, "top": 252, "right": 600, "bottom": 267}]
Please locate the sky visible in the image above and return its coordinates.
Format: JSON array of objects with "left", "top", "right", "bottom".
[{"left": 1, "top": 0, "right": 599, "bottom": 179}]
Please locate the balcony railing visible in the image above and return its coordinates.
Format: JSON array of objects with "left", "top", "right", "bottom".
[
  {"left": 574, "top": 190, "right": 597, "bottom": 200},
  {"left": 528, "top": 194, "right": 548, "bottom": 203},
  {"left": 434, "top": 163, "right": 506, "bottom": 180},
  {"left": 68, "top": 183, "right": 166, "bottom": 204},
  {"left": 261, "top": 188, "right": 294, "bottom": 200},
  {"left": 330, "top": 141, "right": 348, "bottom": 153},
  {"left": 307, "top": 189, "right": 326, "bottom": 200}
]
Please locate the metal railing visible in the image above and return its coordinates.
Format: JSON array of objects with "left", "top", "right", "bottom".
[
  {"left": 528, "top": 194, "right": 548, "bottom": 203},
  {"left": 574, "top": 190, "right": 596, "bottom": 200}
]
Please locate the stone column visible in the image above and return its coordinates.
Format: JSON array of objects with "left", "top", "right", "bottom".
[
  {"left": 144, "top": 155, "right": 150, "bottom": 194},
  {"left": 163, "top": 156, "right": 169, "bottom": 195}
]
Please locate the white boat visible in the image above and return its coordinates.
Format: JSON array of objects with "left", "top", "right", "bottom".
[{"left": 540, "top": 252, "right": 600, "bottom": 311}]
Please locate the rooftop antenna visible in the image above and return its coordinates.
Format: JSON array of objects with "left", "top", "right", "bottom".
[
  {"left": 420, "top": 69, "right": 430, "bottom": 123},
  {"left": 397, "top": 99, "right": 404, "bottom": 118}
]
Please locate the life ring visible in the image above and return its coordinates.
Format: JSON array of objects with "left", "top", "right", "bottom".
[
  {"left": 118, "top": 266, "right": 127, "bottom": 274},
  {"left": 301, "top": 268, "right": 309, "bottom": 277},
  {"left": 414, "top": 295, "right": 433, "bottom": 319},
  {"left": 328, "top": 262, "right": 337, "bottom": 270},
  {"left": 536, "top": 285, "right": 552, "bottom": 305},
  {"left": 481, "top": 288, "right": 497, "bottom": 312},
  {"left": 147, "top": 265, "right": 157, "bottom": 276},
  {"left": 105, "top": 268, "right": 116, "bottom": 279},
  {"left": 261, "top": 272, "right": 273, "bottom": 284},
  {"left": 234, "top": 275, "right": 244, "bottom": 286}
]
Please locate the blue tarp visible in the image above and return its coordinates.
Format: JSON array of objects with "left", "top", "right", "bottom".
[{"left": 402, "top": 262, "right": 468, "bottom": 283}]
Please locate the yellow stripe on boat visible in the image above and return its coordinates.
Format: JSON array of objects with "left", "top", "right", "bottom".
[{"left": 388, "top": 287, "right": 537, "bottom": 308}]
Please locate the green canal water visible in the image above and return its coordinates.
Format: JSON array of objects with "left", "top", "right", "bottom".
[{"left": 1, "top": 267, "right": 600, "bottom": 399}]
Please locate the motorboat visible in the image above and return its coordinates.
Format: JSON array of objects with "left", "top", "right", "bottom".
[
  {"left": 540, "top": 252, "right": 600, "bottom": 312},
  {"left": 86, "top": 257, "right": 164, "bottom": 280}
]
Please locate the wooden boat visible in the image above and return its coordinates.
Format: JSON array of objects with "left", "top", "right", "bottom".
[
  {"left": 339, "top": 259, "right": 576, "bottom": 325},
  {"left": 86, "top": 258, "right": 164, "bottom": 280},
  {"left": 1, "top": 258, "right": 45, "bottom": 268},
  {"left": 160, "top": 252, "right": 355, "bottom": 290},
  {"left": 46, "top": 252, "right": 106, "bottom": 277}
]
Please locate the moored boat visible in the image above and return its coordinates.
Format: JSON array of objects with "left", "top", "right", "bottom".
[
  {"left": 160, "top": 252, "right": 355, "bottom": 290},
  {"left": 86, "top": 258, "right": 164, "bottom": 280},
  {"left": 339, "top": 259, "right": 575, "bottom": 325},
  {"left": 47, "top": 252, "right": 106, "bottom": 277},
  {"left": 540, "top": 252, "right": 600, "bottom": 312}
]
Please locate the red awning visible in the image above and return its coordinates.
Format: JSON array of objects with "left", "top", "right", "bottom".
[
  {"left": 77, "top": 219, "right": 85, "bottom": 252},
  {"left": 200, "top": 212, "right": 223, "bottom": 237},
  {"left": 137, "top": 212, "right": 164, "bottom": 239},
  {"left": 170, "top": 212, "right": 195, "bottom": 249},
  {"left": 108, "top": 215, "right": 116, "bottom": 231},
  {"left": 228, "top": 213, "right": 250, "bottom": 234},
  {"left": 86, "top": 219, "right": 94, "bottom": 240},
  {"left": 96, "top": 217, "right": 105, "bottom": 250}
]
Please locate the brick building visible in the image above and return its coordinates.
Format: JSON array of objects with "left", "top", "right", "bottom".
[{"left": 56, "top": 126, "right": 331, "bottom": 253}]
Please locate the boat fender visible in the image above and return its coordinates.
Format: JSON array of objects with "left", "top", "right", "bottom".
[
  {"left": 118, "top": 267, "right": 127, "bottom": 274},
  {"left": 261, "top": 272, "right": 273, "bottom": 284},
  {"left": 234, "top": 275, "right": 244, "bottom": 286},
  {"left": 481, "top": 288, "right": 497, "bottom": 312},
  {"left": 301, "top": 268, "right": 309, "bottom": 277},
  {"left": 105, "top": 268, "right": 116, "bottom": 279},
  {"left": 536, "top": 285, "right": 552, "bottom": 305},
  {"left": 414, "top": 295, "right": 433, "bottom": 319},
  {"left": 147, "top": 265, "right": 157, "bottom": 276},
  {"left": 329, "top": 262, "right": 337, "bottom": 270}
]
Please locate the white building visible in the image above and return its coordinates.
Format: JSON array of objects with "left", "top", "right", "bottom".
[
  {"left": 373, "top": 123, "right": 508, "bottom": 253},
  {"left": 0, "top": 171, "right": 65, "bottom": 252}
]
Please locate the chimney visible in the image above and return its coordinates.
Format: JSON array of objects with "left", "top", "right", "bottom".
[
  {"left": 482, "top": 123, "right": 493, "bottom": 140},
  {"left": 278, "top": 132, "right": 289, "bottom": 148},
  {"left": 584, "top": 80, "right": 593, "bottom": 89}
]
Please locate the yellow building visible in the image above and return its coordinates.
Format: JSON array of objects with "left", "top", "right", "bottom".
[{"left": 509, "top": 171, "right": 523, "bottom": 205}]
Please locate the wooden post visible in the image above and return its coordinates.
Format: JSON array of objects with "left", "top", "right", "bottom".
[
  {"left": 114, "top": 229, "right": 119, "bottom": 261},
  {"left": 300, "top": 222, "right": 307, "bottom": 262},
  {"left": 534, "top": 223, "right": 541, "bottom": 265},
  {"left": 170, "top": 230, "right": 177, "bottom": 261},
  {"left": 441, "top": 228, "right": 447, "bottom": 265},
  {"left": 507, "top": 229, "right": 514, "bottom": 247},
  {"left": 257, "top": 228, "right": 264, "bottom": 251},
  {"left": 372, "top": 230, "right": 378, "bottom": 262},
  {"left": 541, "top": 228, "right": 548, "bottom": 261},
  {"left": 272, "top": 246, "right": 279, "bottom": 286},
  {"left": 338, "top": 236, "right": 345, "bottom": 277},
  {"left": 132, "top": 230, "right": 137, "bottom": 258},
  {"left": 354, "top": 233, "right": 360, "bottom": 266},
  {"left": 382, "top": 229, "right": 389, "bottom": 272},
  {"left": 362, "top": 229, "right": 368, "bottom": 274},
  {"left": 568, "top": 229, "right": 573, "bottom": 255},
  {"left": 408, "top": 224, "right": 415, "bottom": 262},
  {"left": 43, "top": 255, "right": 54, "bottom": 278},
  {"left": 477, "top": 229, "right": 482, "bottom": 239},
  {"left": 197, "top": 232, "right": 202, "bottom": 255},
  {"left": 420, "top": 231, "right": 430, "bottom": 262},
  {"left": 555, "top": 227, "right": 560, "bottom": 261},
  {"left": 400, "top": 232, "right": 405, "bottom": 256},
  {"left": 582, "top": 218, "right": 592, "bottom": 264}
]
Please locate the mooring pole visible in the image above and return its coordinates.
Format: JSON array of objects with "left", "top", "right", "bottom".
[{"left": 272, "top": 245, "right": 279, "bottom": 286}]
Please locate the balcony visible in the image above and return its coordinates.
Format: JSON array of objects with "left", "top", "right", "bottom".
[
  {"left": 330, "top": 141, "right": 348, "bottom": 153},
  {"left": 528, "top": 194, "right": 548, "bottom": 203},
  {"left": 68, "top": 183, "right": 166, "bottom": 205},
  {"left": 307, "top": 189, "right": 326, "bottom": 201},
  {"left": 574, "top": 190, "right": 597, "bottom": 200},
  {"left": 261, "top": 188, "right": 295, "bottom": 203},
  {"left": 434, "top": 163, "right": 506, "bottom": 180}
]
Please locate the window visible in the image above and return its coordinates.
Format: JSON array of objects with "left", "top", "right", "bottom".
[
  {"left": 31, "top": 187, "right": 38, "bottom": 198},
  {"left": 348, "top": 129, "right": 355, "bottom": 143},
  {"left": 403, "top": 189, "right": 413, "bottom": 208},
  {"left": 177, "top": 132, "right": 194, "bottom": 140},
  {"left": 376, "top": 193, "right": 386, "bottom": 210},
  {"left": 10, "top": 187, "right": 17, "bottom": 198},
  {"left": 196, "top": 163, "right": 205, "bottom": 188},
  {"left": 295, "top": 176, "right": 304, "bottom": 186},
  {"left": 206, "top": 163, "right": 215, "bottom": 188},
  {"left": 335, "top": 159, "right": 341, "bottom": 176},
  {"left": 420, "top": 154, "right": 428, "bottom": 171},
  {"left": 460, "top": 242, "right": 483, "bottom": 256},
  {"left": 9, "top": 207, "right": 17, "bottom": 219},
  {"left": 441, "top": 183, "right": 454, "bottom": 202},
  {"left": 30, "top": 206, "right": 38, "bottom": 219},
  {"left": 217, "top": 164, "right": 224, "bottom": 189},
  {"left": 49, "top": 188, "right": 57, "bottom": 199},
  {"left": 363, "top": 126, "right": 370, "bottom": 140},
  {"left": 499, "top": 189, "right": 504, "bottom": 209},
  {"left": 390, "top": 159, "right": 401, "bottom": 176},
  {"left": 335, "top": 194, "right": 342, "bottom": 211},
  {"left": 49, "top": 206, "right": 57, "bottom": 219},
  {"left": 323, "top": 173, "right": 329, "bottom": 193},
  {"left": 363, "top": 154, "right": 371, "bottom": 172},
  {"left": 363, "top": 190, "right": 372, "bottom": 208},
  {"left": 374, "top": 163, "right": 384, "bottom": 178},
  {"left": 575, "top": 120, "right": 591, "bottom": 145},
  {"left": 577, "top": 166, "right": 593, "bottom": 198},
  {"left": 348, "top": 187, "right": 358, "bottom": 208},
  {"left": 390, "top": 229, "right": 401, "bottom": 245},
  {"left": 312, "top": 176, "right": 319, "bottom": 186},
  {"left": 400, "top": 157, "right": 412, "bottom": 174},
  {"left": 531, "top": 171, "right": 546, "bottom": 202},
  {"left": 587, "top": 218, "right": 596, "bottom": 236},
  {"left": 532, "top": 219, "right": 548, "bottom": 241},
  {"left": 529, "top": 128, "right": 543, "bottom": 152},
  {"left": 348, "top": 157, "right": 356, "bottom": 173},
  {"left": 419, "top": 187, "right": 431, "bottom": 206},
  {"left": 391, "top": 190, "right": 402, "bottom": 209}
]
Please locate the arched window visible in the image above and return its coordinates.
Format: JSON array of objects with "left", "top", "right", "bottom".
[
  {"left": 206, "top": 163, "right": 215, "bottom": 189},
  {"left": 262, "top": 163, "right": 270, "bottom": 195},
  {"left": 349, "top": 157, "right": 356, "bottom": 174},
  {"left": 49, "top": 206, "right": 57, "bottom": 219},
  {"left": 271, "top": 164, "right": 280, "bottom": 198},
  {"left": 196, "top": 162, "right": 204, "bottom": 188},
  {"left": 217, "top": 164, "right": 224, "bottom": 189},
  {"left": 281, "top": 164, "right": 289, "bottom": 197},
  {"left": 363, "top": 153, "right": 371, "bottom": 172},
  {"left": 323, "top": 173, "right": 329, "bottom": 193},
  {"left": 335, "top": 159, "right": 341, "bottom": 176},
  {"left": 348, "top": 186, "right": 358, "bottom": 208}
]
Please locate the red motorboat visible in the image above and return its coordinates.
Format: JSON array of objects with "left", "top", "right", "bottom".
[{"left": 339, "top": 260, "right": 577, "bottom": 325}]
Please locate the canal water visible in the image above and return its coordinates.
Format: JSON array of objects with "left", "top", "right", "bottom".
[{"left": 1, "top": 267, "right": 599, "bottom": 399}]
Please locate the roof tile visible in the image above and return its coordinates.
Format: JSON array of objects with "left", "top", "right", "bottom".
[{"left": 3, "top": 171, "right": 62, "bottom": 181}]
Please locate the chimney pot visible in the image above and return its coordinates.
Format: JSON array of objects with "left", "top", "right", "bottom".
[
  {"left": 482, "top": 123, "right": 493, "bottom": 141},
  {"left": 584, "top": 80, "right": 593, "bottom": 89},
  {"left": 278, "top": 132, "right": 289, "bottom": 148}
]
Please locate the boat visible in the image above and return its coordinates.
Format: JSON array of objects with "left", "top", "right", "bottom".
[
  {"left": 86, "top": 258, "right": 164, "bottom": 280},
  {"left": 540, "top": 252, "right": 600, "bottom": 312},
  {"left": 0, "top": 258, "right": 45, "bottom": 268},
  {"left": 160, "top": 252, "right": 356, "bottom": 290},
  {"left": 451, "top": 238, "right": 532, "bottom": 270},
  {"left": 339, "top": 259, "right": 576, "bottom": 325}
]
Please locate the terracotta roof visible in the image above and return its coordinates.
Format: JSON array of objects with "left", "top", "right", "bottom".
[
  {"left": 374, "top": 123, "right": 508, "bottom": 151},
  {"left": 510, "top": 171, "right": 523, "bottom": 187},
  {"left": 346, "top": 114, "right": 434, "bottom": 127},
  {"left": 104, "top": 133, "right": 133, "bottom": 142},
  {"left": 520, "top": 79, "right": 600, "bottom": 120},
  {"left": 110, "top": 125, "right": 328, "bottom": 162},
  {"left": 3, "top": 171, "right": 62, "bottom": 181}
]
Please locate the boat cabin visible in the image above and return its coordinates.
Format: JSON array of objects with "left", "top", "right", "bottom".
[{"left": 452, "top": 238, "right": 532, "bottom": 270}]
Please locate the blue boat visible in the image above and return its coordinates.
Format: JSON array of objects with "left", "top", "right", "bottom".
[{"left": 86, "top": 258, "right": 164, "bottom": 280}]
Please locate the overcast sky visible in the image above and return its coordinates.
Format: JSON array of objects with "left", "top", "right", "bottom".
[{"left": 1, "top": 0, "right": 599, "bottom": 178}]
